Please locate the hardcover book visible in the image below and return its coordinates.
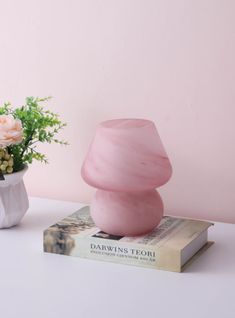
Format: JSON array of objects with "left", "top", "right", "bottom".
[{"left": 43, "top": 206, "right": 213, "bottom": 272}]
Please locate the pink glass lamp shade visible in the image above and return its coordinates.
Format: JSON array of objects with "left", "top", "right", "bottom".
[{"left": 81, "top": 119, "right": 172, "bottom": 236}]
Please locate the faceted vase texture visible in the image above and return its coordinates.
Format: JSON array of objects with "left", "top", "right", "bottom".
[
  {"left": 0, "top": 166, "right": 29, "bottom": 229},
  {"left": 81, "top": 119, "right": 172, "bottom": 236}
]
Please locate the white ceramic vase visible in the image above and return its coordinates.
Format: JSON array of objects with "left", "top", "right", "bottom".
[{"left": 0, "top": 166, "right": 29, "bottom": 228}]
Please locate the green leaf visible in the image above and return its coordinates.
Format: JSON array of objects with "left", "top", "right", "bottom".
[{"left": 4, "top": 97, "right": 67, "bottom": 171}]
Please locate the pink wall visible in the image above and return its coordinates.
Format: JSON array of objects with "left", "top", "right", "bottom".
[{"left": 0, "top": 0, "right": 234, "bottom": 223}]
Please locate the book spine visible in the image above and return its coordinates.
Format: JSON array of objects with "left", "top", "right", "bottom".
[
  {"left": 43, "top": 230, "right": 181, "bottom": 272},
  {"left": 70, "top": 237, "right": 181, "bottom": 272}
]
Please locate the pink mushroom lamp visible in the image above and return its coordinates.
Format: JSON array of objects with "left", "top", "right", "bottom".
[{"left": 81, "top": 119, "right": 172, "bottom": 236}]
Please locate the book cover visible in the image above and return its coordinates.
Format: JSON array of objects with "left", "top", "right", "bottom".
[{"left": 43, "top": 206, "right": 213, "bottom": 272}]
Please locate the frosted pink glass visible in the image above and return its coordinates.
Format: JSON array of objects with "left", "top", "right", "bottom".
[
  {"left": 81, "top": 119, "right": 172, "bottom": 236},
  {"left": 91, "top": 189, "right": 163, "bottom": 236},
  {"left": 81, "top": 119, "right": 172, "bottom": 192}
]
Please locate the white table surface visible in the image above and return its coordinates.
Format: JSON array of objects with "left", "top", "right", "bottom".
[{"left": 0, "top": 197, "right": 235, "bottom": 318}]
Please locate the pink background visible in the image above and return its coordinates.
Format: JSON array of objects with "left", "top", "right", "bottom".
[{"left": 0, "top": 0, "right": 234, "bottom": 223}]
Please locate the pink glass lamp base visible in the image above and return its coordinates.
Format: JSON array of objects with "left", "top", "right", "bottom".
[{"left": 91, "top": 189, "right": 163, "bottom": 236}]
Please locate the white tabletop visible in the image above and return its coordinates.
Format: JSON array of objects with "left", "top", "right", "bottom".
[{"left": 0, "top": 197, "right": 234, "bottom": 318}]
